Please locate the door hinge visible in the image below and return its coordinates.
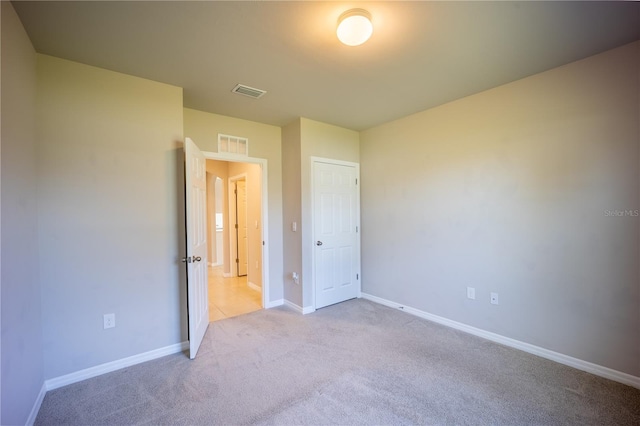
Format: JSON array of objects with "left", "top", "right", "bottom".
[
  {"left": 235, "top": 224, "right": 238, "bottom": 229},
  {"left": 356, "top": 226, "right": 359, "bottom": 233},
  {"left": 357, "top": 273, "right": 359, "bottom": 280},
  {"left": 234, "top": 189, "right": 237, "bottom": 194},
  {"left": 356, "top": 178, "right": 358, "bottom": 185},
  {"left": 236, "top": 258, "right": 239, "bottom": 263}
]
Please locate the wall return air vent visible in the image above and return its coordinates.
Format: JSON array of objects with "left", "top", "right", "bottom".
[
  {"left": 232, "top": 84, "right": 266, "bottom": 99},
  {"left": 218, "top": 134, "right": 248, "bottom": 156}
]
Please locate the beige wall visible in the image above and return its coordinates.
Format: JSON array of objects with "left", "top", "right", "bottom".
[
  {"left": 360, "top": 41, "right": 640, "bottom": 376},
  {"left": 281, "top": 118, "right": 360, "bottom": 309},
  {"left": 0, "top": 3, "right": 44, "bottom": 424},
  {"left": 37, "top": 55, "right": 185, "bottom": 379},
  {"left": 300, "top": 118, "right": 360, "bottom": 163},
  {"left": 184, "top": 108, "right": 283, "bottom": 303},
  {"left": 281, "top": 120, "right": 303, "bottom": 306}
]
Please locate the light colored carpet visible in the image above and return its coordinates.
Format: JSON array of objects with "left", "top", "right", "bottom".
[{"left": 35, "top": 299, "right": 640, "bottom": 425}]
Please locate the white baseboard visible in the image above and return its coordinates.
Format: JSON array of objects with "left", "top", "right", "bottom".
[
  {"left": 265, "top": 299, "right": 283, "bottom": 309},
  {"left": 361, "top": 293, "right": 640, "bottom": 390},
  {"left": 26, "top": 382, "right": 47, "bottom": 426},
  {"left": 283, "top": 300, "right": 315, "bottom": 315},
  {"left": 248, "top": 281, "right": 261, "bottom": 292},
  {"left": 283, "top": 300, "right": 303, "bottom": 313},
  {"left": 45, "top": 341, "right": 189, "bottom": 391}
]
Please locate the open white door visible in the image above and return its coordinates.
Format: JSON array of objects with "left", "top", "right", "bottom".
[{"left": 185, "top": 137, "right": 208, "bottom": 359}]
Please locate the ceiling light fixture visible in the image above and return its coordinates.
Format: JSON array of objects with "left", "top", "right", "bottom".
[{"left": 337, "top": 9, "right": 373, "bottom": 46}]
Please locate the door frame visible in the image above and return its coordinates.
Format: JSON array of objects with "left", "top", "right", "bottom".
[
  {"left": 203, "top": 151, "right": 269, "bottom": 309},
  {"left": 228, "top": 173, "right": 248, "bottom": 277},
  {"left": 310, "top": 156, "right": 361, "bottom": 311}
]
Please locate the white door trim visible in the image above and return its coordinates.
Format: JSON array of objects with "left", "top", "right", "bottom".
[
  {"left": 310, "top": 156, "right": 361, "bottom": 310},
  {"left": 203, "top": 152, "right": 270, "bottom": 309}
]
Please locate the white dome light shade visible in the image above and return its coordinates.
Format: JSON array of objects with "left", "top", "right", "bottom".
[{"left": 337, "top": 9, "right": 373, "bottom": 46}]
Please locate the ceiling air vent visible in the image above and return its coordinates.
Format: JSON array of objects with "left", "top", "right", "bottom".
[{"left": 232, "top": 84, "right": 266, "bottom": 99}]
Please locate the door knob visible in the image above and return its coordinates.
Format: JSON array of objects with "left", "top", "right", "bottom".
[
  {"left": 316, "top": 241, "right": 323, "bottom": 246},
  {"left": 193, "top": 256, "right": 202, "bottom": 262},
  {"left": 181, "top": 257, "right": 191, "bottom": 263}
]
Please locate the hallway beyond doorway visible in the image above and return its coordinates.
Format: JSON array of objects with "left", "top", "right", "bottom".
[{"left": 208, "top": 266, "right": 261, "bottom": 322}]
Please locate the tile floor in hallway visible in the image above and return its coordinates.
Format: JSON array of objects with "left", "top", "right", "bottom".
[{"left": 208, "top": 265, "right": 262, "bottom": 322}]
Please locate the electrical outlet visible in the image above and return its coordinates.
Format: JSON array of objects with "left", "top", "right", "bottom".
[
  {"left": 490, "top": 293, "right": 499, "bottom": 305},
  {"left": 103, "top": 313, "right": 115, "bottom": 329},
  {"left": 291, "top": 221, "right": 297, "bottom": 232},
  {"left": 292, "top": 272, "right": 299, "bottom": 285},
  {"left": 467, "top": 287, "right": 476, "bottom": 300}
]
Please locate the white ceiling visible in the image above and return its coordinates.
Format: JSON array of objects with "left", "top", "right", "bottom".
[{"left": 13, "top": 1, "right": 640, "bottom": 131}]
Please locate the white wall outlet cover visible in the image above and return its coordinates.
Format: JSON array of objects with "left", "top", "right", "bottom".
[
  {"left": 490, "top": 292, "right": 499, "bottom": 305},
  {"left": 103, "top": 313, "right": 116, "bottom": 329},
  {"left": 467, "top": 287, "right": 476, "bottom": 300},
  {"left": 291, "top": 221, "right": 297, "bottom": 232}
]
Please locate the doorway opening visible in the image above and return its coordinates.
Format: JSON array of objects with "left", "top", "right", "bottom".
[{"left": 204, "top": 157, "right": 266, "bottom": 321}]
